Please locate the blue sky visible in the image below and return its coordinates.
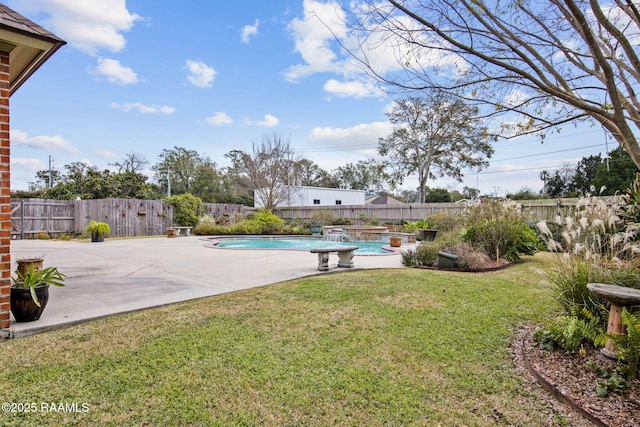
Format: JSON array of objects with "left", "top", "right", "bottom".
[{"left": 6, "top": 0, "right": 614, "bottom": 196}]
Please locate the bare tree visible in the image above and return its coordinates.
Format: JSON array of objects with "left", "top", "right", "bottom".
[
  {"left": 225, "top": 132, "right": 301, "bottom": 209},
  {"left": 110, "top": 152, "right": 149, "bottom": 173},
  {"left": 379, "top": 93, "right": 494, "bottom": 203},
  {"left": 345, "top": 1, "right": 640, "bottom": 167}
]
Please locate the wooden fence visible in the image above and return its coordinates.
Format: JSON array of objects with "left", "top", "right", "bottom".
[
  {"left": 10, "top": 196, "right": 619, "bottom": 239},
  {"left": 273, "top": 198, "right": 586, "bottom": 224},
  {"left": 10, "top": 198, "right": 247, "bottom": 239}
]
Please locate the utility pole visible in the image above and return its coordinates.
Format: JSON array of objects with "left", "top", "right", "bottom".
[
  {"left": 166, "top": 169, "right": 171, "bottom": 198},
  {"left": 48, "top": 155, "right": 53, "bottom": 188}
]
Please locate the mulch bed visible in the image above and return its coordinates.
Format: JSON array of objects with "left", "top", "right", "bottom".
[{"left": 512, "top": 325, "right": 640, "bottom": 427}]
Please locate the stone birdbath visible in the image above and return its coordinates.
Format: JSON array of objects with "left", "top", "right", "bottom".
[{"left": 587, "top": 283, "right": 640, "bottom": 359}]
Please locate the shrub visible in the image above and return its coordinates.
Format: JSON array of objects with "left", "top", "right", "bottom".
[
  {"left": 359, "top": 213, "right": 381, "bottom": 225},
  {"left": 446, "top": 242, "right": 492, "bottom": 271},
  {"left": 426, "top": 212, "right": 461, "bottom": 232},
  {"left": 331, "top": 217, "right": 352, "bottom": 225},
  {"left": 533, "top": 307, "right": 607, "bottom": 353},
  {"left": 401, "top": 242, "right": 444, "bottom": 267},
  {"left": 402, "top": 220, "right": 430, "bottom": 233},
  {"left": 462, "top": 199, "right": 541, "bottom": 262},
  {"left": 194, "top": 209, "right": 294, "bottom": 235},
  {"left": 250, "top": 209, "right": 285, "bottom": 234},
  {"left": 166, "top": 193, "right": 203, "bottom": 227},
  {"left": 310, "top": 210, "right": 336, "bottom": 225},
  {"left": 193, "top": 222, "right": 224, "bottom": 235}
]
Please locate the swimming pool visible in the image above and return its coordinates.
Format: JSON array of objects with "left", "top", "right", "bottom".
[{"left": 212, "top": 237, "right": 393, "bottom": 255}]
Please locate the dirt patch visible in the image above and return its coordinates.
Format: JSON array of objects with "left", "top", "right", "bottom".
[{"left": 512, "top": 324, "right": 640, "bottom": 427}]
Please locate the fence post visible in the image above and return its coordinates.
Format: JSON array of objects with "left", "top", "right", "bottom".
[{"left": 20, "top": 198, "right": 24, "bottom": 240}]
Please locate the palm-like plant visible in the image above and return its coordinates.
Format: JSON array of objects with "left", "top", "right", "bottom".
[{"left": 11, "top": 263, "right": 66, "bottom": 307}]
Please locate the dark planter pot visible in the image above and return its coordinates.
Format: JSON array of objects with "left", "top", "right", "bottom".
[
  {"left": 437, "top": 251, "right": 459, "bottom": 269},
  {"left": 10, "top": 284, "right": 50, "bottom": 322},
  {"left": 310, "top": 225, "right": 322, "bottom": 236},
  {"left": 91, "top": 232, "right": 105, "bottom": 242},
  {"left": 420, "top": 229, "right": 438, "bottom": 242}
]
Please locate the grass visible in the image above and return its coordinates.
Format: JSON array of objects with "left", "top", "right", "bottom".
[{"left": 0, "top": 253, "right": 567, "bottom": 426}]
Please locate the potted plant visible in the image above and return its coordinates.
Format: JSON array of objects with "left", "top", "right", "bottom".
[
  {"left": 310, "top": 224, "right": 323, "bottom": 236},
  {"left": 437, "top": 251, "right": 460, "bottom": 269},
  {"left": 310, "top": 210, "right": 335, "bottom": 236},
  {"left": 85, "top": 220, "right": 111, "bottom": 242},
  {"left": 419, "top": 229, "right": 438, "bottom": 242},
  {"left": 11, "top": 262, "right": 66, "bottom": 322}
]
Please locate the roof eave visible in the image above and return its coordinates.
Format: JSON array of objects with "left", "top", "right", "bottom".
[{"left": 8, "top": 37, "right": 65, "bottom": 96}]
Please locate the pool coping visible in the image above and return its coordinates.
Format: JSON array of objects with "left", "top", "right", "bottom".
[{"left": 201, "top": 235, "right": 405, "bottom": 256}]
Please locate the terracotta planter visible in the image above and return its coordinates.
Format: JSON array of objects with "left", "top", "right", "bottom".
[
  {"left": 390, "top": 236, "right": 402, "bottom": 247},
  {"left": 16, "top": 258, "right": 44, "bottom": 276},
  {"left": 10, "top": 284, "right": 49, "bottom": 322},
  {"left": 167, "top": 228, "right": 177, "bottom": 238}
]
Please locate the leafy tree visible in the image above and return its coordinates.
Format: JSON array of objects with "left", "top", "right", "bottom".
[
  {"left": 40, "top": 161, "right": 152, "bottom": 200},
  {"left": 423, "top": 187, "right": 451, "bottom": 203},
  {"left": 349, "top": 1, "right": 640, "bottom": 168},
  {"left": 398, "top": 188, "right": 419, "bottom": 203},
  {"left": 225, "top": 132, "right": 301, "bottom": 209},
  {"left": 379, "top": 93, "right": 494, "bottom": 203},
  {"left": 332, "top": 159, "right": 393, "bottom": 192},
  {"left": 289, "top": 159, "right": 336, "bottom": 187},
  {"left": 544, "top": 169, "right": 572, "bottom": 198},
  {"left": 153, "top": 147, "right": 203, "bottom": 196},
  {"left": 27, "top": 169, "right": 63, "bottom": 192},
  {"left": 570, "top": 154, "right": 603, "bottom": 195},
  {"left": 190, "top": 158, "right": 243, "bottom": 204},
  {"left": 593, "top": 146, "right": 639, "bottom": 195},
  {"left": 507, "top": 187, "right": 542, "bottom": 200},
  {"left": 540, "top": 147, "right": 638, "bottom": 197},
  {"left": 462, "top": 186, "right": 480, "bottom": 200}
]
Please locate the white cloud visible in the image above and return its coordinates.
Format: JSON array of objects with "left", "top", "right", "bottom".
[
  {"left": 186, "top": 60, "right": 217, "bottom": 88},
  {"left": 241, "top": 19, "right": 259, "bottom": 43},
  {"left": 91, "top": 58, "right": 139, "bottom": 85},
  {"left": 11, "top": 129, "right": 78, "bottom": 153},
  {"left": 17, "top": 0, "right": 142, "bottom": 55},
  {"left": 285, "top": 0, "right": 347, "bottom": 81},
  {"left": 285, "top": 1, "right": 465, "bottom": 88},
  {"left": 307, "top": 121, "right": 393, "bottom": 152},
  {"left": 11, "top": 158, "right": 44, "bottom": 170},
  {"left": 503, "top": 89, "right": 529, "bottom": 108},
  {"left": 110, "top": 102, "right": 175, "bottom": 114},
  {"left": 95, "top": 149, "right": 117, "bottom": 159},
  {"left": 205, "top": 112, "right": 233, "bottom": 125},
  {"left": 254, "top": 114, "right": 280, "bottom": 128},
  {"left": 323, "top": 79, "right": 383, "bottom": 98}
]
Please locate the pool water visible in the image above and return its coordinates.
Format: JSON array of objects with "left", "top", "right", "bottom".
[{"left": 214, "top": 237, "right": 392, "bottom": 255}]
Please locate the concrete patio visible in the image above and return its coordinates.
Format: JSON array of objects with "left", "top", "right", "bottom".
[{"left": 8, "top": 236, "right": 408, "bottom": 337}]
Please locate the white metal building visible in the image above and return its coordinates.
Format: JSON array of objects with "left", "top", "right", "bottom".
[{"left": 254, "top": 186, "right": 366, "bottom": 208}]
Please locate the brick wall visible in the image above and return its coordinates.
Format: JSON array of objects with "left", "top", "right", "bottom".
[{"left": 0, "top": 50, "right": 9, "bottom": 329}]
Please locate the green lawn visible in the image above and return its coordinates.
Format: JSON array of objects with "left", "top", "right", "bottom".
[{"left": 0, "top": 253, "right": 568, "bottom": 426}]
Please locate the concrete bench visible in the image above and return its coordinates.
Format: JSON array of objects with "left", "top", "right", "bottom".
[
  {"left": 168, "top": 226, "right": 193, "bottom": 237},
  {"left": 310, "top": 246, "right": 359, "bottom": 271}
]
